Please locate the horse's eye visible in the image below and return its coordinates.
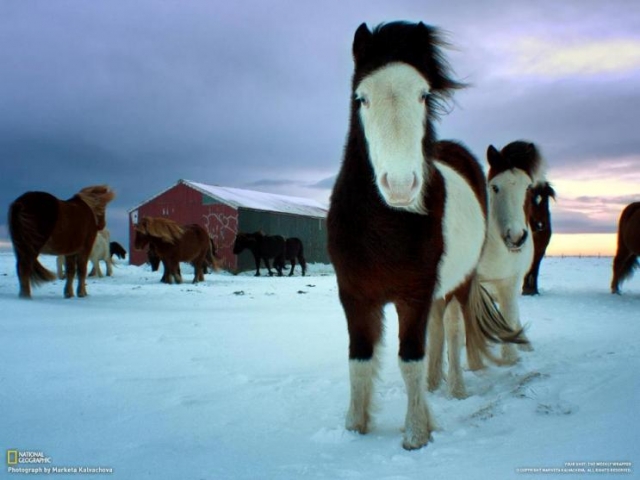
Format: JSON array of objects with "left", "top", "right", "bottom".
[
  {"left": 420, "top": 92, "right": 430, "bottom": 103},
  {"left": 527, "top": 184, "right": 533, "bottom": 190},
  {"left": 491, "top": 185, "right": 499, "bottom": 193},
  {"left": 354, "top": 94, "right": 369, "bottom": 107}
]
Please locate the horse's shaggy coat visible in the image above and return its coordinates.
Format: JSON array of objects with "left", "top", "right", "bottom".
[
  {"left": 134, "top": 217, "right": 212, "bottom": 284},
  {"left": 8, "top": 185, "right": 115, "bottom": 298},
  {"left": 522, "top": 181, "right": 556, "bottom": 295},
  {"left": 327, "top": 21, "right": 525, "bottom": 450},
  {"left": 611, "top": 201, "right": 640, "bottom": 294},
  {"left": 233, "top": 232, "right": 286, "bottom": 276},
  {"left": 428, "top": 141, "right": 541, "bottom": 399}
]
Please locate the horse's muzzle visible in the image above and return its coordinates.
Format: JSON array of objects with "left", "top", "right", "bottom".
[{"left": 504, "top": 229, "right": 528, "bottom": 252}]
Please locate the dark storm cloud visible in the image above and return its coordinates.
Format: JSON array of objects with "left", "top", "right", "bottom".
[{"left": 1, "top": 0, "right": 639, "bottom": 248}]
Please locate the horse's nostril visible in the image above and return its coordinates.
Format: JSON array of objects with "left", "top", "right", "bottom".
[
  {"left": 410, "top": 173, "right": 419, "bottom": 191},
  {"left": 380, "top": 173, "right": 390, "bottom": 190},
  {"left": 515, "top": 230, "right": 528, "bottom": 247}
]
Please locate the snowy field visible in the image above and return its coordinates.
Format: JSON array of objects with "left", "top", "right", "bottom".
[{"left": 1, "top": 252, "right": 638, "bottom": 480}]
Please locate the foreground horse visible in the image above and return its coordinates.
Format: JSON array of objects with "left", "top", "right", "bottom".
[
  {"left": 327, "top": 22, "right": 526, "bottom": 450},
  {"left": 274, "top": 237, "right": 307, "bottom": 276},
  {"left": 56, "top": 228, "right": 113, "bottom": 279},
  {"left": 134, "top": 217, "right": 213, "bottom": 284},
  {"left": 233, "top": 232, "right": 285, "bottom": 276},
  {"left": 8, "top": 185, "right": 115, "bottom": 298},
  {"left": 522, "top": 181, "right": 556, "bottom": 295},
  {"left": 611, "top": 201, "right": 640, "bottom": 294},
  {"left": 428, "top": 141, "right": 541, "bottom": 399}
]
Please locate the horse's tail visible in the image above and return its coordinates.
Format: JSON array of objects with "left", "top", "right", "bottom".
[
  {"left": 8, "top": 196, "right": 57, "bottom": 285},
  {"left": 612, "top": 205, "right": 640, "bottom": 291},
  {"left": 463, "top": 275, "right": 528, "bottom": 366},
  {"left": 207, "top": 238, "right": 221, "bottom": 272}
]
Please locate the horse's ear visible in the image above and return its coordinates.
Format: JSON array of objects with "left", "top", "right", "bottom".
[
  {"left": 487, "top": 145, "right": 501, "bottom": 168},
  {"left": 546, "top": 183, "right": 557, "bottom": 200},
  {"left": 353, "top": 23, "right": 372, "bottom": 64}
]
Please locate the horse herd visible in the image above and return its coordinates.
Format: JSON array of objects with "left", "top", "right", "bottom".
[
  {"left": 5, "top": 19, "right": 640, "bottom": 451},
  {"left": 6, "top": 190, "right": 308, "bottom": 297}
]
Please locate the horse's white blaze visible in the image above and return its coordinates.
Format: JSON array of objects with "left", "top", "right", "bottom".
[
  {"left": 434, "top": 161, "right": 486, "bottom": 298},
  {"left": 356, "top": 63, "right": 430, "bottom": 212},
  {"left": 489, "top": 170, "right": 532, "bottom": 250}
]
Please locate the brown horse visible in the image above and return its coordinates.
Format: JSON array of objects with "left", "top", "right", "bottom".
[
  {"left": 8, "top": 185, "right": 115, "bottom": 298},
  {"left": 611, "top": 201, "right": 640, "bottom": 294},
  {"left": 134, "top": 217, "right": 214, "bottom": 284},
  {"left": 522, "top": 181, "right": 556, "bottom": 295},
  {"left": 327, "top": 21, "right": 526, "bottom": 450}
]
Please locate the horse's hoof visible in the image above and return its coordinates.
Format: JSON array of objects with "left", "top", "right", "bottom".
[
  {"left": 402, "top": 429, "right": 432, "bottom": 450},
  {"left": 518, "top": 343, "right": 534, "bottom": 352}
]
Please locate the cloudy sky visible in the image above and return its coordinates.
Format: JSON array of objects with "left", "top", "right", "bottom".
[{"left": 1, "top": 0, "right": 639, "bottom": 254}]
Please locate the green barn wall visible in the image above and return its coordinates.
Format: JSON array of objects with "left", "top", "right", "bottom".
[{"left": 236, "top": 208, "right": 329, "bottom": 272}]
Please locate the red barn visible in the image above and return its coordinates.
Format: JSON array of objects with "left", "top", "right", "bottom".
[{"left": 128, "top": 179, "right": 329, "bottom": 272}]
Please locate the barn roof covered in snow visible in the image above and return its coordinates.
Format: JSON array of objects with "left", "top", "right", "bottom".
[{"left": 130, "top": 179, "right": 328, "bottom": 218}]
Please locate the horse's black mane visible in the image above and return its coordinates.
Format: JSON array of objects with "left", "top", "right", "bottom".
[
  {"left": 488, "top": 141, "right": 544, "bottom": 180},
  {"left": 352, "top": 21, "right": 465, "bottom": 100}
]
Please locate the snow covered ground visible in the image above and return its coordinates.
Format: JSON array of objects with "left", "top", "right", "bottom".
[{"left": 1, "top": 252, "right": 638, "bottom": 479}]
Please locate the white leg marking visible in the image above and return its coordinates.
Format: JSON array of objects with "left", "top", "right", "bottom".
[
  {"left": 346, "top": 354, "right": 379, "bottom": 434},
  {"left": 399, "top": 359, "right": 434, "bottom": 450}
]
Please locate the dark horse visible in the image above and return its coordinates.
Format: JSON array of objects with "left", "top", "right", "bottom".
[
  {"left": 611, "top": 201, "right": 640, "bottom": 294},
  {"left": 233, "top": 232, "right": 286, "bottom": 276},
  {"left": 134, "top": 217, "right": 214, "bottom": 284},
  {"left": 110, "top": 241, "right": 127, "bottom": 260},
  {"left": 327, "top": 22, "right": 526, "bottom": 450},
  {"left": 522, "top": 181, "right": 556, "bottom": 295},
  {"left": 8, "top": 185, "right": 115, "bottom": 298},
  {"left": 274, "top": 237, "right": 307, "bottom": 276}
]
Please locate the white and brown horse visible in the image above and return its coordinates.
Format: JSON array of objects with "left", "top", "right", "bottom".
[
  {"left": 428, "top": 141, "right": 542, "bottom": 399},
  {"left": 327, "top": 22, "right": 526, "bottom": 450}
]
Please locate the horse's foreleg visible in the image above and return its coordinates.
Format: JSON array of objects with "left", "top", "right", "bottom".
[
  {"left": 173, "top": 262, "right": 183, "bottom": 284},
  {"left": 522, "top": 258, "right": 541, "bottom": 295},
  {"left": 443, "top": 299, "right": 467, "bottom": 399},
  {"left": 498, "top": 281, "right": 530, "bottom": 362},
  {"left": 397, "top": 300, "right": 435, "bottom": 450},
  {"left": 264, "top": 257, "right": 274, "bottom": 276},
  {"left": 340, "top": 291, "right": 383, "bottom": 436},
  {"left": 76, "top": 255, "right": 89, "bottom": 297},
  {"left": 253, "top": 254, "right": 261, "bottom": 276},
  {"left": 56, "top": 256, "right": 66, "bottom": 280},
  {"left": 64, "top": 256, "right": 76, "bottom": 298},
  {"left": 426, "top": 299, "right": 445, "bottom": 392},
  {"left": 160, "top": 260, "right": 172, "bottom": 283},
  {"left": 288, "top": 257, "right": 296, "bottom": 276},
  {"left": 106, "top": 258, "right": 113, "bottom": 277},
  {"left": 299, "top": 254, "right": 307, "bottom": 276}
]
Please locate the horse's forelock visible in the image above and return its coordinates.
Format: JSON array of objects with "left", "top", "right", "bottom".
[{"left": 352, "top": 22, "right": 465, "bottom": 103}]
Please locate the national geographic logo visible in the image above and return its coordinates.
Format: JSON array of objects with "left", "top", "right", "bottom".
[{"left": 6, "top": 449, "right": 52, "bottom": 465}]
